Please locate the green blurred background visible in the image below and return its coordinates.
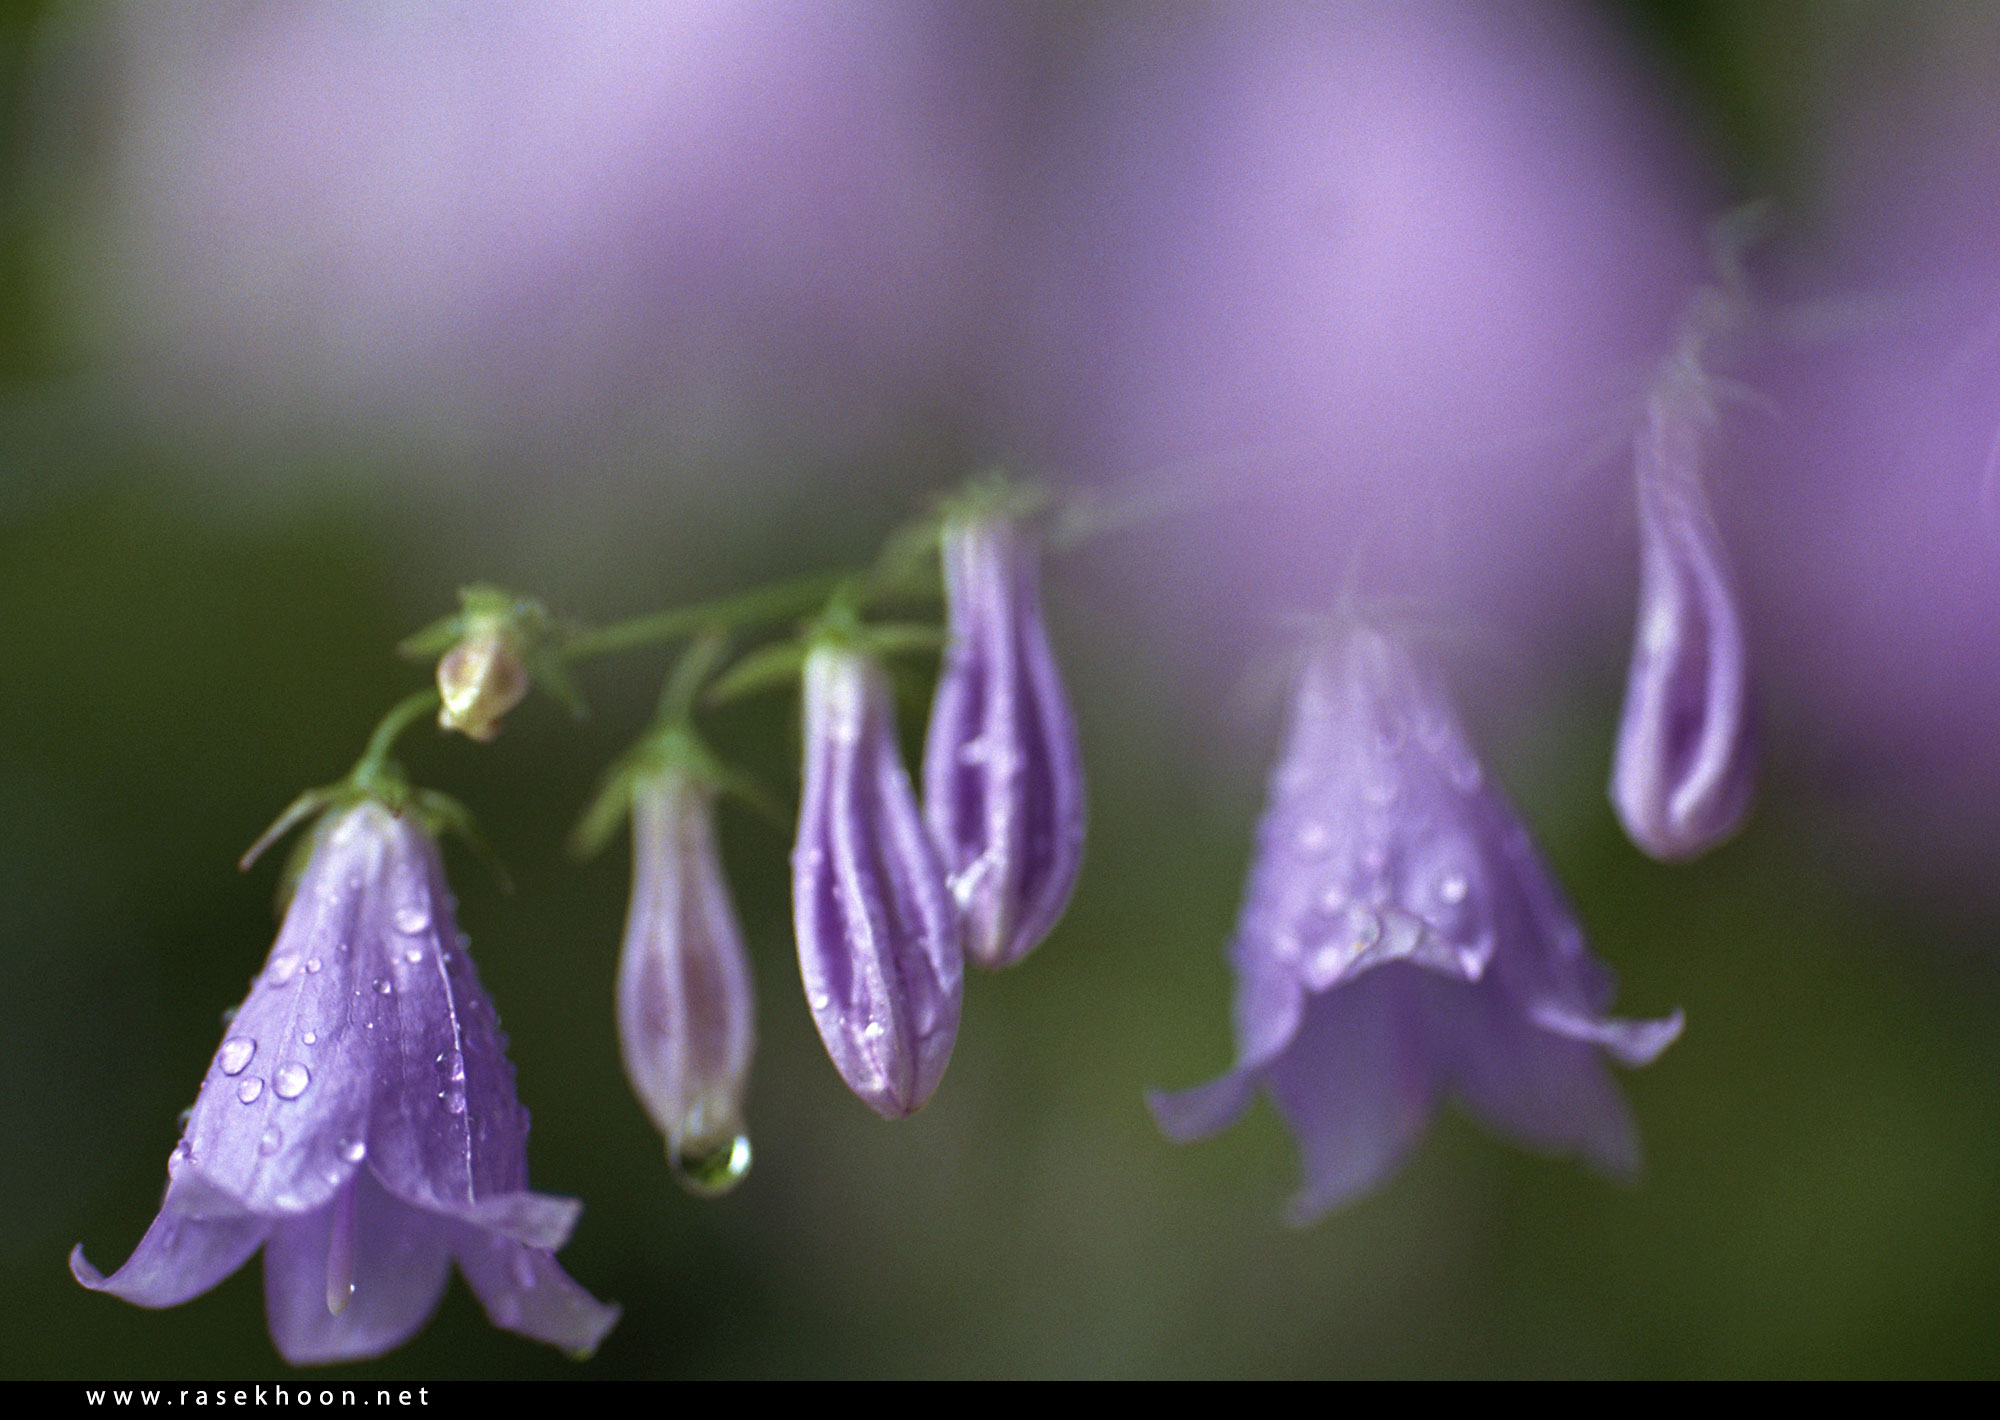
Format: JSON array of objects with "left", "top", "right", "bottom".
[{"left": 5, "top": 0, "right": 1999, "bottom": 1380}]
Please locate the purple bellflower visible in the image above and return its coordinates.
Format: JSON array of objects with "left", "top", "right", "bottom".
[
  {"left": 1150, "top": 627, "right": 1682, "bottom": 1224},
  {"left": 794, "top": 644, "right": 963, "bottom": 1118},
  {"left": 617, "top": 769, "right": 755, "bottom": 1195},
  {"left": 922, "top": 515, "right": 1086, "bottom": 969},
  {"left": 1612, "top": 312, "right": 1757, "bottom": 862},
  {"left": 72, "top": 802, "right": 618, "bottom": 1364}
]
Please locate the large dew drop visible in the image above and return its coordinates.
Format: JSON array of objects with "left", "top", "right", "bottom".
[
  {"left": 217, "top": 1037, "right": 256, "bottom": 1076},
  {"left": 671, "top": 1133, "right": 752, "bottom": 1199}
]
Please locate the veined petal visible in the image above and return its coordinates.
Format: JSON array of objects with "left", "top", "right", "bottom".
[
  {"left": 360, "top": 811, "right": 534, "bottom": 1218},
  {"left": 1612, "top": 380, "right": 1756, "bottom": 861},
  {"left": 261, "top": 1173, "right": 451, "bottom": 1367},
  {"left": 923, "top": 517, "right": 1086, "bottom": 969},
  {"left": 177, "top": 808, "right": 387, "bottom": 1217},
  {"left": 794, "top": 646, "right": 963, "bottom": 1117},
  {"left": 451, "top": 1227, "right": 621, "bottom": 1359},
  {"left": 70, "top": 1173, "right": 269, "bottom": 1309}
]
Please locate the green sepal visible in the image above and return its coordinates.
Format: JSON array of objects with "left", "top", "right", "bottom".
[
  {"left": 570, "top": 722, "right": 783, "bottom": 859},
  {"left": 704, "top": 639, "right": 813, "bottom": 707}
]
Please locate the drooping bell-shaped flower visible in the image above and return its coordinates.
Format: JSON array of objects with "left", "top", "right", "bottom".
[
  {"left": 617, "top": 767, "right": 755, "bottom": 1196},
  {"left": 1611, "top": 327, "right": 1757, "bottom": 862},
  {"left": 922, "top": 515, "right": 1086, "bottom": 969},
  {"left": 73, "top": 802, "right": 618, "bottom": 1364},
  {"left": 1151, "top": 627, "right": 1682, "bottom": 1224},
  {"left": 793, "top": 644, "right": 963, "bottom": 1118}
]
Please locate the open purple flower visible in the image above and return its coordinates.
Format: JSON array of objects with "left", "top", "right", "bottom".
[
  {"left": 72, "top": 802, "right": 618, "bottom": 1364},
  {"left": 794, "top": 645, "right": 962, "bottom": 1118},
  {"left": 617, "top": 768, "right": 755, "bottom": 1195},
  {"left": 922, "top": 515, "right": 1086, "bottom": 969},
  {"left": 1611, "top": 325, "right": 1756, "bottom": 862},
  {"left": 1150, "top": 627, "right": 1681, "bottom": 1224}
]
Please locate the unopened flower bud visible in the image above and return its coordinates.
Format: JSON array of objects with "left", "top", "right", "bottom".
[
  {"left": 617, "top": 769, "right": 755, "bottom": 1197},
  {"left": 436, "top": 625, "right": 530, "bottom": 743},
  {"left": 793, "top": 645, "right": 962, "bottom": 1118},
  {"left": 922, "top": 516, "right": 1086, "bottom": 968}
]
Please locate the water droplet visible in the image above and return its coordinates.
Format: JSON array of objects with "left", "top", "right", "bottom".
[
  {"left": 1437, "top": 873, "right": 1469, "bottom": 905},
  {"left": 338, "top": 1138, "right": 367, "bottom": 1164},
  {"left": 218, "top": 1037, "right": 256, "bottom": 1076},
  {"left": 393, "top": 906, "right": 430, "bottom": 935},
  {"left": 219, "top": 1006, "right": 237, "bottom": 1026},
  {"left": 175, "top": 1106, "right": 194, "bottom": 1130},
  {"left": 305, "top": 957, "right": 323, "bottom": 974},
  {"left": 1341, "top": 904, "right": 1382, "bottom": 951},
  {"left": 672, "top": 1133, "right": 752, "bottom": 1199},
  {"left": 266, "top": 953, "right": 300, "bottom": 983},
  {"left": 443, "top": 1090, "right": 466, "bottom": 1116},
  {"left": 301, "top": 1031, "right": 317, "bottom": 1046},
  {"left": 404, "top": 948, "right": 423, "bottom": 965},
  {"left": 807, "top": 992, "right": 831, "bottom": 1013},
  {"left": 457, "top": 931, "right": 471, "bottom": 950},
  {"left": 1295, "top": 821, "right": 1331, "bottom": 854},
  {"left": 236, "top": 1077, "right": 264, "bottom": 1104},
  {"left": 373, "top": 978, "right": 393, "bottom": 996},
  {"left": 274, "top": 1064, "right": 310, "bottom": 1099},
  {"left": 861, "top": 1021, "right": 886, "bottom": 1041},
  {"left": 258, "top": 1126, "right": 284, "bottom": 1156}
]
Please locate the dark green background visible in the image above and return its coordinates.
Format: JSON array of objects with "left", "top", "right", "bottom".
[{"left": 4, "top": 1, "right": 1997, "bottom": 1380}]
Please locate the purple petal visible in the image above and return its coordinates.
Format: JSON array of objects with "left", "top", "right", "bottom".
[
  {"left": 177, "top": 808, "right": 387, "bottom": 1217},
  {"left": 1264, "top": 968, "right": 1436, "bottom": 1225},
  {"left": 617, "top": 772, "right": 755, "bottom": 1166},
  {"left": 359, "top": 811, "right": 535, "bottom": 1217},
  {"left": 451, "top": 1227, "right": 621, "bottom": 1359},
  {"left": 70, "top": 1173, "right": 268, "bottom": 1309},
  {"left": 1146, "top": 1069, "right": 1259, "bottom": 1143},
  {"left": 794, "top": 646, "right": 963, "bottom": 1117},
  {"left": 1612, "top": 375, "right": 1756, "bottom": 861},
  {"left": 261, "top": 1173, "right": 452, "bottom": 1366},
  {"left": 922, "top": 517, "right": 1086, "bottom": 969}
]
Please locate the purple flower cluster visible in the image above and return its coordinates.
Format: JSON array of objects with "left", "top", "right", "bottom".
[{"left": 73, "top": 803, "right": 617, "bottom": 1364}]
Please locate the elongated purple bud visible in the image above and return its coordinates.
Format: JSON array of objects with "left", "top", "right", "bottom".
[
  {"left": 794, "top": 645, "right": 963, "bottom": 1117},
  {"left": 1612, "top": 375, "right": 1756, "bottom": 861},
  {"left": 922, "top": 516, "right": 1086, "bottom": 969},
  {"left": 617, "top": 770, "right": 755, "bottom": 1196}
]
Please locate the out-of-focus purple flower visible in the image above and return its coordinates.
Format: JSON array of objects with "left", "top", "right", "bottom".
[
  {"left": 76, "top": 1, "right": 1021, "bottom": 465},
  {"left": 617, "top": 768, "right": 754, "bottom": 1196},
  {"left": 922, "top": 515, "right": 1085, "bottom": 969},
  {"left": 991, "top": 1, "right": 1703, "bottom": 688},
  {"left": 1150, "top": 627, "right": 1682, "bottom": 1223},
  {"left": 1612, "top": 304, "right": 1757, "bottom": 861},
  {"left": 794, "top": 645, "right": 963, "bottom": 1118},
  {"left": 72, "top": 802, "right": 617, "bottom": 1364}
]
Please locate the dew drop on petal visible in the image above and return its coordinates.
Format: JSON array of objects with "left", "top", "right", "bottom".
[
  {"left": 305, "top": 957, "right": 322, "bottom": 974},
  {"left": 373, "top": 978, "right": 393, "bottom": 996},
  {"left": 1438, "top": 873, "right": 1469, "bottom": 905},
  {"left": 258, "top": 1126, "right": 284, "bottom": 1156},
  {"left": 218, "top": 1037, "right": 256, "bottom": 1076},
  {"left": 266, "top": 953, "right": 300, "bottom": 983},
  {"left": 339, "top": 1139, "right": 367, "bottom": 1164},
  {"left": 175, "top": 1106, "right": 194, "bottom": 1130},
  {"left": 237, "top": 1077, "right": 264, "bottom": 1104},
  {"left": 274, "top": 1064, "right": 310, "bottom": 1099},
  {"left": 219, "top": 1005, "right": 237, "bottom": 1026},
  {"left": 393, "top": 906, "right": 430, "bottom": 935},
  {"left": 404, "top": 948, "right": 423, "bottom": 965},
  {"left": 301, "top": 1031, "right": 317, "bottom": 1046}
]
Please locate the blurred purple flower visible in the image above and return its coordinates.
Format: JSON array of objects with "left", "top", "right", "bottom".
[
  {"left": 1612, "top": 300, "right": 1757, "bottom": 861},
  {"left": 72, "top": 803, "right": 617, "bottom": 1364},
  {"left": 794, "top": 645, "right": 963, "bottom": 1118},
  {"left": 1150, "top": 627, "right": 1682, "bottom": 1223},
  {"left": 923, "top": 514, "right": 1086, "bottom": 969},
  {"left": 617, "top": 768, "right": 755, "bottom": 1195},
  {"left": 991, "top": 0, "right": 1703, "bottom": 683},
  {"left": 80, "top": 0, "right": 1020, "bottom": 463}
]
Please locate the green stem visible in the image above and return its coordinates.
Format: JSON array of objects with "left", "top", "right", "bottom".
[
  {"left": 563, "top": 571, "right": 847, "bottom": 663},
  {"left": 353, "top": 688, "right": 442, "bottom": 783}
]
